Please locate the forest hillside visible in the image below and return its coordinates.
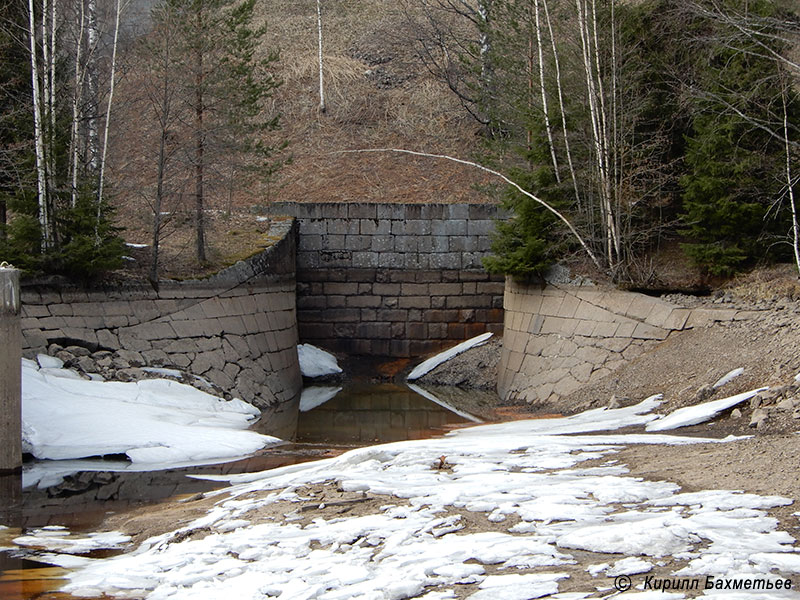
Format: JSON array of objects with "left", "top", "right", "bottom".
[{"left": 1, "top": 0, "right": 799, "bottom": 285}]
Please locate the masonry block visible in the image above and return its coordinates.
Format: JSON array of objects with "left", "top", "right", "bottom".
[
  {"left": 352, "top": 252, "right": 380, "bottom": 268},
  {"left": 348, "top": 204, "right": 377, "bottom": 219},
  {"left": 360, "top": 219, "right": 391, "bottom": 235},
  {"left": 399, "top": 296, "right": 431, "bottom": 309},
  {"left": 429, "top": 253, "right": 461, "bottom": 270}
]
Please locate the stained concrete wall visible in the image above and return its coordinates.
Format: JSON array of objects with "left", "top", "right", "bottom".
[
  {"left": 499, "top": 278, "right": 763, "bottom": 405},
  {"left": 264, "top": 202, "right": 507, "bottom": 357},
  {"left": 19, "top": 220, "right": 302, "bottom": 438}
]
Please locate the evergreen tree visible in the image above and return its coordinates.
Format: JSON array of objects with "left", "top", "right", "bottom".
[
  {"left": 152, "top": 0, "right": 283, "bottom": 264},
  {"left": 680, "top": 0, "right": 800, "bottom": 275}
]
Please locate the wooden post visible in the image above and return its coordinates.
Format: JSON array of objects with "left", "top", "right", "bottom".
[{"left": 0, "top": 267, "right": 21, "bottom": 473}]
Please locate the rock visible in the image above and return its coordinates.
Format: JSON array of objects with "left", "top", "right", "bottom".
[
  {"left": 64, "top": 345, "right": 91, "bottom": 357},
  {"left": 55, "top": 350, "right": 76, "bottom": 366},
  {"left": 75, "top": 356, "right": 99, "bottom": 374},
  {"left": 750, "top": 395, "right": 762, "bottom": 409},
  {"left": 749, "top": 408, "right": 769, "bottom": 428},
  {"left": 115, "top": 367, "right": 147, "bottom": 382},
  {"left": 607, "top": 395, "right": 628, "bottom": 410},
  {"left": 115, "top": 349, "right": 145, "bottom": 367},
  {"left": 730, "top": 408, "right": 742, "bottom": 419},
  {"left": 92, "top": 350, "right": 114, "bottom": 361},
  {"left": 112, "top": 357, "right": 131, "bottom": 370},
  {"left": 757, "top": 389, "right": 782, "bottom": 405},
  {"left": 695, "top": 385, "right": 715, "bottom": 402},
  {"left": 96, "top": 355, "right": 114, "bottom": 369},
  {"left": 776, "top": 398, "right": 796, "bottom": 411}
]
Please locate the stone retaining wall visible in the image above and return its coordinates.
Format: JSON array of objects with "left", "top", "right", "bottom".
[
  {"left": 263, "top": 202, "right": 507, "bottom": 357},
  {"left": 19, "top": 220, "right": 302, "bottom": 438},
  {"left": 499, "top": 278, "right": 763, "bottom": 405}
]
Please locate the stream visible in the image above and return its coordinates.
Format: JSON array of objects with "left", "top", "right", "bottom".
[{"left": 0, "top": 380, "right": 504, "bottom": 600}]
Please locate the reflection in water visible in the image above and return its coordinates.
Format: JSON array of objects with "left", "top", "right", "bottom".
[
  {"left": 296, "top": 382, "right": 479, "bottom": 444},
  {"left": 0, "top": 472, "right": 23, "bottom": 599},
  {"left": 0, "top": 472, "right": 22, "bottom": 527}
]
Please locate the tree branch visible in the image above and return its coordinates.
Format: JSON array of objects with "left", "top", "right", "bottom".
[{"left": 336, "top": 147, "right": 602, "bottom": 270}]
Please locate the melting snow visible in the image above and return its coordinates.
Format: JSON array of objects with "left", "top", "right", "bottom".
[
  {"left": 407, "top": 333, "right": 493, "bottom": 380},
  {"left": 713, "top": 367, "right": 745, "bottom": 389},
  {"left": 645, "top": 388, "right": 767, "bottom": 432},
  {"left": 298, "top": 344, "right": 343, "bottom": 378},
  {"left": 21, "top": 358, "right": 281, "bottom": 463},
  {"left": 47, "top": 397, "right": 797, "bottom": 600}
]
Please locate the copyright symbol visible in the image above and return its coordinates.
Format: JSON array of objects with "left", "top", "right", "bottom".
[{"left": 614, "top": 575, "right": 632, "bottom": 592}]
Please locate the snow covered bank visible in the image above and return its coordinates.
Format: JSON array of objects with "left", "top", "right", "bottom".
[
  {"left": 21, "top": 359, "right": 281, "bottom": 464},
  {"left": 54, "top": 397, "right": 797, "bottom": 600}
]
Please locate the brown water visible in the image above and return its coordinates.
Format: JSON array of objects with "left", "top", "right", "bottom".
[{"left": 0, "top": 381, "right": 490, "bottom": 600}]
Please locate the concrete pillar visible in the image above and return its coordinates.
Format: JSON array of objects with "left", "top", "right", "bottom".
[{"left": 0, "top": 267, "right": 21, "bottom": 473}]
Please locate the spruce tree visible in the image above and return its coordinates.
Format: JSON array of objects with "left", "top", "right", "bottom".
[
  {"left": 152, "top": 0, "right": 283, "bottom": 265},
  {"left": 680, "top": 0, "right": 799, "bottom": 276}
]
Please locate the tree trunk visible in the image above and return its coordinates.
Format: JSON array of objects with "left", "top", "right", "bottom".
[
  {"left": 194, "top": 8, "right": 206, "bottom": 264},
  {"left": 533, "top": 0, "right": 559, "bottom": 182},
  {"left": 95, "top": 0, "right": 121, "bottom": 243},
  {"left": 782, "top": 74, "right": 800, "bottom": 277},
  {"left": 151, "top": 122, "right": 167, "bottom": 285},
  {"left": 87, "top": 0, "right": 99, "bottom": 172},
  {"left": 69, "top": 0, "right": 86, "bottom": 207},
  {"left": 28, "top": 0, "right": 50, "bottom": 250},
  {"left": 317, "top": 0, "right": 325, "bottom": 113},
  {"left": 543, "top": 0, "right": 581, "bottom": 210},
  {"left": 477, "top": 0, "right": 494, "bottom": 116}
]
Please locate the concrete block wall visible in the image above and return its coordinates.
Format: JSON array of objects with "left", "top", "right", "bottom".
[
  {"left": 264, "top": 202, "right": 507, "bottom": 357},
  {"left": 19, "top": 220, "right": 302, "bottom": 438},
  {"left": 499, "top": 278, "right": 762, "bottom": 405}
]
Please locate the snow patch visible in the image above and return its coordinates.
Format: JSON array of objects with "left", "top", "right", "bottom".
[
  {"left": 713, "top": 367, "right": 744, "bottom": 388},
  {"left": 21, "top": 358, "right": 280, "bottom": 463},
  {"left": 297, "top": 344, "right": 343, "bottom": 378},
  {"left": 645, "top": 388, "right": 767, "bottom": 432},
  {"left": 407, "top": 333, "right": 493, "bottom": 380}
]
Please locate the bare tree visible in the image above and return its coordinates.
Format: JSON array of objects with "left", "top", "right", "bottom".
[
  {"left": 95, "top": 0, "right": 123, "bottom": 242},
  {"left": 27, "top": 0, "right": 50, "bottom": 249}
]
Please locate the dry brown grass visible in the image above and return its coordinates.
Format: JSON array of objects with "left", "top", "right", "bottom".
[{"left": 109, "top": 0, "right": 495, "bottom": 276}]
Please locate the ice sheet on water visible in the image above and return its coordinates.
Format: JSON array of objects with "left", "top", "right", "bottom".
[
  {"left": 23, "top": 454, "right": 259, "bottom": 490},
  {"left": 21, "top": 358, "right": 280, "bottom": 463},
  {"left": 407, "top": 332, "right": 492, "bottom": 380},
  {"left": 297, "top": 344, "right": 343, "bottom": 378},
  {"left": 14, "top": 529, "right": 130, "bottom": 554}
]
